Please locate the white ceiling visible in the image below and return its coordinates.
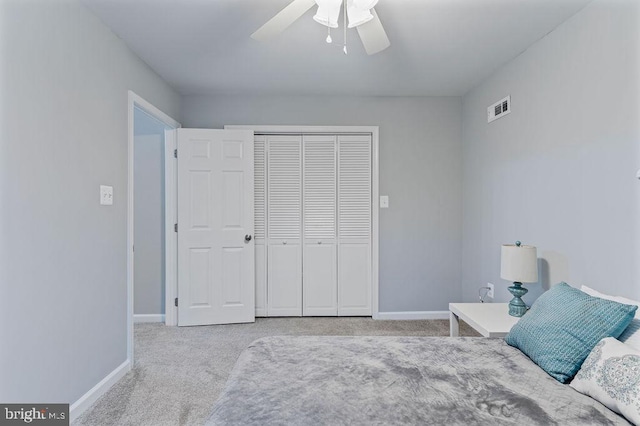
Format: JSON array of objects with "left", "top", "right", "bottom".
[{"left": 82, "top": 0, "right": 591, "bottom": 97}]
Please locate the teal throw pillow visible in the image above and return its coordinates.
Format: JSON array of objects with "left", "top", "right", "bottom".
[{"left": 504, "top": 282, "right": 637, "bottom": 383}]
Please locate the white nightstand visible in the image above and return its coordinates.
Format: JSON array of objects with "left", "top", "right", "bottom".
[{"left": 449, "top": 303, "right": 521, "bottom": 338}]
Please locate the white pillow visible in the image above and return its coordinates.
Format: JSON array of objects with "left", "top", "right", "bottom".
[
  {"left": 570, "top": 337, "right": 640, "bottom": 425},
  {"left": 581, "top": 285, "right": 640, "bottom": 350}
]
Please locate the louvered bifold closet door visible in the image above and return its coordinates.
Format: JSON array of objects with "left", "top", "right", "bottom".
[
  {"left": 267, "top": 135, "right": 302, "bottom": 316},
  {"left": 303, "top": 135, "right": 337, "bottom": 316},
  {"left": 254, "top": 136, "right": 267, "bottom": 317},
  {"left": 338, "top": 135, "right": 372, "bottom": 316}
]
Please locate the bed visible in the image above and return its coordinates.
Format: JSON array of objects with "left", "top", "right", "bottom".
[{"left": 205, "top": 336, "right": 628, "bottom": 425}]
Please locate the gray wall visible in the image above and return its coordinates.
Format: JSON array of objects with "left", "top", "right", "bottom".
[
  {"left": 0, "top": 0, "right": 180, "bottom": 404},
  {"left": 134, "top": 108, "right": 168, "bottom": 316},
  {"left": 461, "top": 0, "right": 640, "bottom": 304},
  {"left": 182, "top": 95, "right": 463, "bottom": 312}
]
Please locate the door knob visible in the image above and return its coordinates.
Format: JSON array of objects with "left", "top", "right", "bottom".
[{"left": 244, "top": 234, "right": 252, "bottom": 242}]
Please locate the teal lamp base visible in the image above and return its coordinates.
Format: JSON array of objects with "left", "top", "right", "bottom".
[{"left": 508, "top": 282, "right": 528, "bottom": 317}]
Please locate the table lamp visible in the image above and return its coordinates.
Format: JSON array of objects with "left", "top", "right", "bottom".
[{"left": 500, "top": 241, "right": 538, "bottom": 317}]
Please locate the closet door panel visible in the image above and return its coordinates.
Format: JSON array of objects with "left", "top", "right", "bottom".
[
  {"left": 303, "top": 243, "right": 337, "bottom": 316},
  {"left": 267, "top": 135, "right": 302, "bottom": 316},
  {"left": 255, "top": 243, "right": 267, "bottom": 317},
  {"left": 338, "top": 243, "right": 371, "bottom": 316},
  {"left": 338, "top": 135, "right": 371, "bottom": 240},
  {"left": 338, "top": 135, "right": 372, "bottom": 316},
  {"left": 254, "top": 136, "right": 267, "bottom": 316},
  {"left": 268, "top": 136, "right": 301, "bottom": 240},
  {"left": 303, "top": 135, "right": 337, "bottom": 316},
  {"left": 303, "top": 135, "right": 336, "bottom": 240},
  {"left": 267, "top": 244, "right": 302, "bottom": 316}
]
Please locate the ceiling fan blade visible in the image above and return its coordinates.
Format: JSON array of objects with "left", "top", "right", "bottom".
[
  {"left": 251, "top": 0, "right": 317, "bottom": 42},
  {"left": 356, "top": 8, "right": 390, "bottom": 55}
]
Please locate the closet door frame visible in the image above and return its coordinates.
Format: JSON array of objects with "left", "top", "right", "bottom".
[{"left": 225, "top": 125, "right": 380, "bottom": 319}]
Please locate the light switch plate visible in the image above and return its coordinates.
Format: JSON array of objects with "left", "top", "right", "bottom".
[
  {"left": 100, "top": 185, "right": 113, "bottom": 205},
  {"left": 380, "top": 195, "right": 389, "bottom": 208}
]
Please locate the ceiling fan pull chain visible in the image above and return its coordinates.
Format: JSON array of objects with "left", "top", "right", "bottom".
[
  {"left": 343, "top": 0, "right": 348, "bottom": 54},
  {"left": 326, "top": 6, "right": 333, "bottom": 43}
]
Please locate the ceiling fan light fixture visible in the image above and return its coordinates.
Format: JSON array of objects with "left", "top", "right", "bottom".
[
  {"left": 353, "top": 0, "right": 378, "bottom": 10},
  {"left": 251, "top": 0, "right": 390, "bottom": 55},
  {"left": 347, "top": 1, "right": 374, "bottom": 28},
  {"left": 313, "top": 0, "right": 343, "bottom": 28}
]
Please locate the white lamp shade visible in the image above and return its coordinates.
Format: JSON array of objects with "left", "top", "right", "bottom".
[
  {"left": 500, "top": 244, "right": 538, "bottom": 283},
  {"left": 313, "top": 0, "right": 343, "bottom": 28},
  {"left": 353, "top": 0, "right": 379, "bottom": 9},
  {"left": 347, "top": 0, "right": 374, "bottom": 28}
]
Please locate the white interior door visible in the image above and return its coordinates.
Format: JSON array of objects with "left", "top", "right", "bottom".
[{"left": 177, "top": 128, "right": 255, "bottom": 326}]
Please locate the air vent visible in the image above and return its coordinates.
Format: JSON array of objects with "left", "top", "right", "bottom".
[{"left": 487, "top": 95, "right": 511, "bottom": 123}]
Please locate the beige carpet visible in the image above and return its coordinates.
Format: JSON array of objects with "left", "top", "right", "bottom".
[{"left": 74, "top": 317, "right": 479, "bottom": 426}]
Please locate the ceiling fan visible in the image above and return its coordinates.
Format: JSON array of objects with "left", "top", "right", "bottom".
[{"left": 251, "top": 0, "right": 390, "bottom": 55}]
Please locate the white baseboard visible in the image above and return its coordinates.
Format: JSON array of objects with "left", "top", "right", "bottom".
[
  {"left": 375, "top": 311, "right": 450, "bottom": 320},
  {"left": 70, "top": 359, "right": 131, "bottom": 422},
  {"left": 133, "top": 314, "right": 166, "bottom": 323}
]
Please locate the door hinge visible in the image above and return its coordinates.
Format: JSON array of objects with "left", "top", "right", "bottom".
[
  {"left": 174, "top": 149, "right": 177, "bottom": 158},
  {"left": 174, "top": 223, "right": 178, "bottom": 233},
  {"left": 174, "top": 297, "right": 178, "bottom": 307}
]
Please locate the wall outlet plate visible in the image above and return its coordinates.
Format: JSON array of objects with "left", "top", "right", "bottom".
[
  {"left": 100, "top": 185, "right": 113, "bottom": 205},
  {"left": 380, "top": 195, "right": 389, "bottom": 208},
  {"left": 487, "top": 282, "right": 494, "bottom": 299}
]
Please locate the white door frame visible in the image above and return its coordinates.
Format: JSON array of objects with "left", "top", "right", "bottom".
[
  {"left": 163, "top": 129, "right": 178, "bottom": 327},
  {"left": 127, "top": 91, "right": 181, "bottom": 356},
  {"left": 224, "top": 125, "right": 380, "bottom": 318}
]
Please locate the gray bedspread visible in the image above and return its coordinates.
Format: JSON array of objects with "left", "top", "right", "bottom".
[{"left": 206, "top": 336, "right": 628, "bottom": 425}]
